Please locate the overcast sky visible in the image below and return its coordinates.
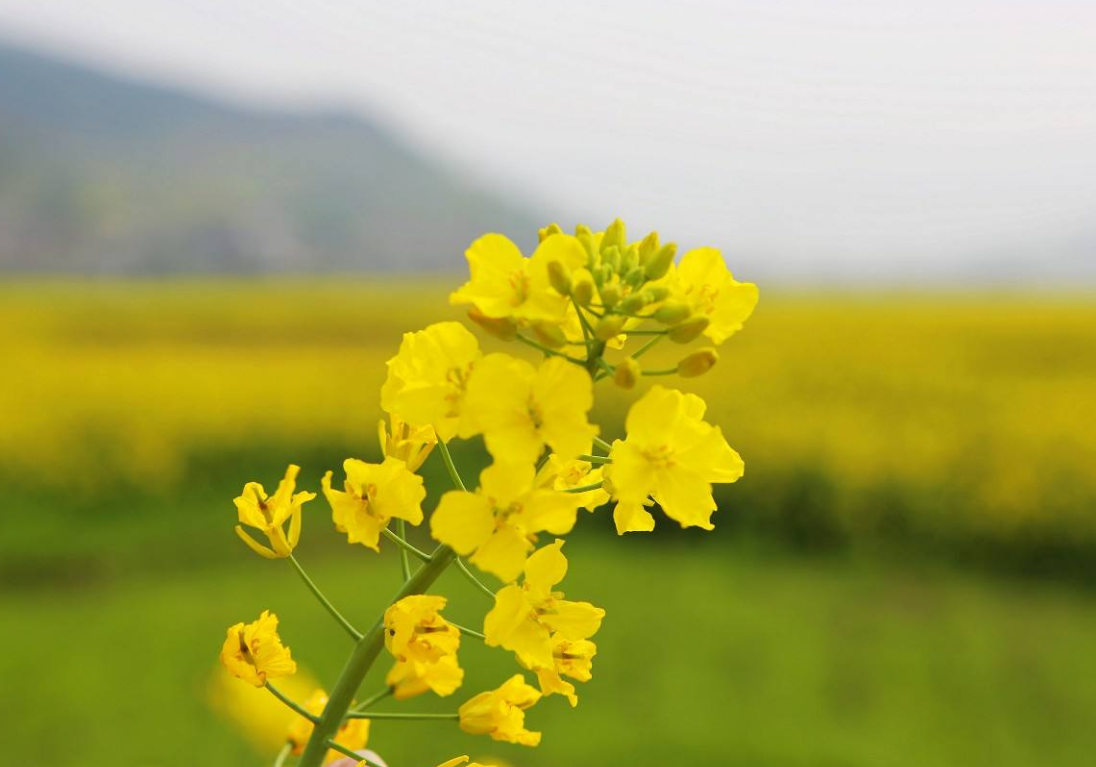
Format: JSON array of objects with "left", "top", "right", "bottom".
[{"left": 2, "top": 0, "right": 1095, "bottom": 281}]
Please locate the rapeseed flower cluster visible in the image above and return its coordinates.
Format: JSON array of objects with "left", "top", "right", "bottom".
[{"left": 218, "top": 220, "right": 756, "bottom": 767}]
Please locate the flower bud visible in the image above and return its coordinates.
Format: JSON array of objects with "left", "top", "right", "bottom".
[
  {"left": 575, "top": 224, "right": 593, "bottom": 239},
  {"left": 620, "top": 245, "right": 639, "bottom": 275},
  {"left": 538, "top": 222, "right": 563, "bottom": 242},
  {"left": 532, "top": 321, "right": 568, "bottom": 349},
  {"left": 644, "top": 243, "right": 677, "bottom": 281},
  {"left": 577, "top": 232, "right": 599, "bottom": 261},
  {"left": 638, "top": 231, "right": 660, "bottom": 263},
  {"left": 624, "top": 266, "right": 646, "bottom": 289},
  {"left": 467, "top": 307, "right": 517, "bottom": 341},
  {"left": 668, "top": 315, "right": 710, "bottom": 343},
  {"left": 572, "top": 276, "right": 595, "bottom": 307},
  {"left": 595, "top": 314, "right": 628, "bottom": 341},
  {"left": 599, "top": 283, "right": 621, "bottom": 310},
  {"left": 677, "top": 347, "right": 719, "bottom": 377},
  {"left": 546, "top": 259, "right": 572, "bottom": 295},
  {"left": 601, "top": 245, "right": 621, "bottom": 273},
  {"left": 653, "top": 301, "right": 690, "bottom": 325},
  {"left": 602, "top": 218, "right": 626, "bottom": 251},
  {"left": 613, "top": 358, "right": 640, "bottom": 389},
  {"left": 617, "top": 291, "right": 648, "bottom": 315},
  {"left": 645, "top": 285, "right": 670, "bottom": 303}
]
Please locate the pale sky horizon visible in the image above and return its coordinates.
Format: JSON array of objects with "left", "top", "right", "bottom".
[{"left": 2, "top": 1, "right": 1095, "bottom": 282}]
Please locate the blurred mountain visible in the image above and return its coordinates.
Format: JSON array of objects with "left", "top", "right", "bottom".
[{"left": 0, "top": 40, "right": 539, "bottom": 273}]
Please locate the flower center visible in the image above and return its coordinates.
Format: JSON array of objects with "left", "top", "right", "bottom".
[
  {"left": 508, "top": 270, "right": 531, "bottom": 305},
  {"left": 641, "top": 443, "right": 675, "bottom": 470}
]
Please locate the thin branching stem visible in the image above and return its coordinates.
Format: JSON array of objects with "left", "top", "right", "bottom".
[
  {"left": 631, "top": 335, "right": 665, "bottom": 359},
  {"left": 577, "top": 454, "right": 612, "bottom": 464},
  {"left": 349, "top": 686, "right": 394, "bottom": 715},
  {"left": 381, "top": 527, "right": 431, "bottom": 562},
  {"left": 344, "top": 711, "right": 460, "bottom": 721},
  {"left": 266, "top": 682, "right": 319, "bottom": 723},
  {"left": 455, "top": 556, "right": 496, "bottom": 599},
  {"left": 436, "top": 440, "right": 466, "bottom": 491},
  {"left": 515, "top": 334, "right": 586, "bottom": 362},
  {"left": 272, "top": 742, "right": 293, "bottom": 767},
  {"left": 564, "top": 481, "right": 605, "bottom": 493},
  {"left": 450, "top": 621, "right": 486, "bottom": 640},
  {"left": 395, "top": 519, "right": 412, "bottom": 579},
  {"left": 287, "top": 554, "right": 362, "bottom": 641},
  {"left": 324, "top": 739, "right": 366, "bottom": 761}
]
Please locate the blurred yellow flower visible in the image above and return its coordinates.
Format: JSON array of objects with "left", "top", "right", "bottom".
[
  {"left": 220, "top": 610, "right": 297, "bottom": 687},
  {"left": 430, "top": 462, "right": 584, "bottom": 583},
  {"left": 464, "top": 354, "right": 597, "bottom": 464},
  {"left": 382, "top": 595, "right": 464, "bottom": 698},
  {"left": 671, "top": 247, "right": 758, "bottom": 345},
  {"left": 233, "top": 464, "right": 316, "bottom": 559},
  {"left": 535, "top": 455, "right": 609, "bottom": 511},
  {"left": 483, "top": 540, "right": 604, "bottom": 701},
  {"left": 381, "top": 322, "right": 482, "bottom": 442},
  {"left": 434, "top": 757, "right": 502, "bottom": 767},
  {"left": 450, "top": 233, "right": 586, "bottom": 323},
  {"left": 378, "top": 414, "right": 437, "bottom": 473},
  {"left": 286, "top": 688, "right": 371, "bottom": 764},
  {"left": 458, "top": 674, "right": 542, "bottom": 747},
  {"left": 322, "top": 457, "right": 426, "bottom": 552},
  {"left": 608, "top": 386, "right": 744, "bottom": 533}
]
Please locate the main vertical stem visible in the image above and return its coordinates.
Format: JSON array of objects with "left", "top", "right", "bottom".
[{"left": 296, "top": 544, "right": 457, "bottom": 767}]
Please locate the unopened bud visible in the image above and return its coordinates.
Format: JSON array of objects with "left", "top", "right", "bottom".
[
  {"left": 599, "top": 283, "right": 621, "bottom": 310},
  {"left": 644, "top": 243, "right": 677, "bottom": 281},
  {"left": 575, "top": 224, "right": 593, "bottom": 238},
  {"left": 620, "top": 245, "right": 639, "bottom": 275},
  {"left": 645, "top": 285, "right": 670, "bottom": 303},
  {"left": 617, "top": 291, "right": 648, "bottom": 315},
  {"left": 577, "top": 232, "right": 599, "bottom": 261},
  {"left": 468, "top": 307, "right": 517, "bottom": 341},
  {"left": 677, "top": 347, "right": 719, "bottom": 377},
  {"left": 668, "top": 315, "right": 710, "bottom": 343},
  {"left": 601, "top": 245, "right": 621, "bottom": 273},
  {"left": 638, "top": 231, "right": 660, "bottom": 263},
  {"left": 653, "top": 301, "right": 690, "bottom": 325},
  {"left": 538, "top": 222, "right": 563, "bottom": 242},
  {"left": 572, "top": 277, "right": 595, "bottom": 307},
  {"left": 613, "top": 358, "right": 640, "bottom": 389},
  {"left": 532, "top": 321, "right": 568, "bottom": 349},
  {"left": 595, "top": 314, "right": 628, "bottom": 341},
  {"left": 624, "top": 266, "right": 646, "bottom": 289},
  {"left": 602, "top": 218, "right": 626, "bottom": 251},
  {"left": 546, "top": 259, "right": 572, "bottom": 295}
]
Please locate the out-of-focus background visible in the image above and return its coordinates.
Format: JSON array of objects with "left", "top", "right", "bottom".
[{"left": 2, "top": 3, "right": 1095, "bottom": 766}]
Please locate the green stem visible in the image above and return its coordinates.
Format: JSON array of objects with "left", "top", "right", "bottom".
[
  {"left": 349, "top": 686, "right": 393, "bottom": 714},
  {"left": 287, "top": 555, "right": 362, "bottom": 641},
  {"left": 382, "top": 526, "right": 431, "bottom": 562},
  {"left": 577, "top": 454, "right": 612, "bottom": 464},
  {"left": 641, "top": 366, "right": 678, "bottom": 376},
  {"left": 455, "top": 556, "right": 497, "bottom": 599},
  {"left": 344, "top": 711, "right": 460, "bottom": 721},
  {"left": 631, "top": 335, "right": 665, "bottom": 359},
  {"left": 515, "top": 334, "right": 586, "bottom": 363},
  {"left": 622, "top": 328, "right": 669, "bottom": 335},
  {"left": 296, "top": 545, "right": 457, "bottom": 767},
  {"left": 564, "top": 481, "right": 604, "bottom": 493},
  {"left": 395, "top": 519, "right": 412, "bottom": 579},
  {"left": 436, "top": 440, "right": 467, "bottom": 491},
  {"left": 272, "top": 742, "right": 293, "bottom": 767},
  {"left": 593, "top": 436, "right": 614, "bottom": 453},
  {"left": 450, "top": 621, "right": 486, "bottom": 640},
  {"left": 266, "top": 682, "right": 319, "bottom": 723},
  {"left": 324, "top": 739, "right": 366, "bottom": 762}
]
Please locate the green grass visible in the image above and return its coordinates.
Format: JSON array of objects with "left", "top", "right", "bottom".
[{"left": 4, "top": 529, "right": 1096, "bottom": 767}]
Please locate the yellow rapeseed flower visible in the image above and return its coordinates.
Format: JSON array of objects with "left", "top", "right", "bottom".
[
  {"left": 286, "top": 688, "right": 371, "bottom": 764},
  {"left": 322, "top": 457, "right": 426, "bottom": 552},
  {"left": 450, "top": 233, "right": 587, "bottom": 323},
  {"left": 534, "top": 454, "right": 609, "bottom": 512},
  {"left": 233, "top": 464, "right": 316, "bottom": 559},
  {"left": 383, "top": 595, "right": 464, "bottom": 698},
  {"left": 430, "top": 462, "right": 584, "bottom": 583},
  {"left": 607, "top": 386, "right": 744, "bottom": 533},
  {"left": 464, "top": 354, "right": 597, "bottom": 464},
  {"left": 380, "top": 322, "right": 482, "bottom": 442},
  {"left": 458, "top": 674, "right": 542, "bottom": 747},
  {"left": 378, "top": 414, "right": 437, "bottom": 472},
  {"left": 483, "top": 540, "right": 604, "bottom": 704},
  {"left": 671, "top": 247, "right": 759, "bottom": 345},
  {"left": 533, "top": 635, "right": 597, "bottom": 707},
  {"left": 220, "top": 610, "right": 297, "bottom": 687}
]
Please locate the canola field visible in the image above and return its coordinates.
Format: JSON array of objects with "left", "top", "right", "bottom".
[{"left": 4, "top": 280, "right": 1095, "bottom": 568}]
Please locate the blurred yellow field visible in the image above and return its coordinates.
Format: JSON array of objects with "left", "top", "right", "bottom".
[{"left": 5, "top": 281, "right": 1096, "bottom": 545}]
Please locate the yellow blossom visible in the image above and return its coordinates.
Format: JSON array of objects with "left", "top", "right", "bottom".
[
  {"left": 380, "top": 322, "right": 481, "bottom": 442},
  {"left": 534, "top": 454, "right": 609, "bottom": 512},
  {"left": 434, "top": 757, "right": 501, "bottom": 767},
  {"left": 607, "top": 385, "right": 744, "bottom": 533},
  {"left": 671, "top": 248, "right": 758, "bottom": 345},
  {"left": 378, "top": 414, "right": 436, "bottom": 472},
  {"left": 220, "top": 610, "right": 297, "bottom": 687},
  {"left": 322, "top": 457, "right": 426, "bottom": 551},
  {"left": 430, "top": 462, "right": 584, "bottom": 583},
  {"left": 450, "top": 233, "right": 587, "bottom": 323},
  {"left": 464, "top": 354, "right": 597, "bottom": 464},
  {"left": 533, "top": 635, "right": 597, "bottom": 707},
  {"left": 382, "top": 595, "right": 464, "bottom": 698},
  {"left": 233, "top": 464, "right": 316, "bottom": 559},
  {"left": 483, "top": 540, "right": 604, "bottom": 703},
  {"left": 458, "top": 674, "right": 542, "bottom": 746},
  {"left": 286, "top": 688, "right": 371, "bottom": 764}
]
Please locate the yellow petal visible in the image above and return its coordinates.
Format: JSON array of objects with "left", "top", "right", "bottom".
[
  {"left": 430, "top": 491, "right": 494, "bottom": 554},
  {"left": 470, "top": 525, "right": 533, "bottom": 584}
]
